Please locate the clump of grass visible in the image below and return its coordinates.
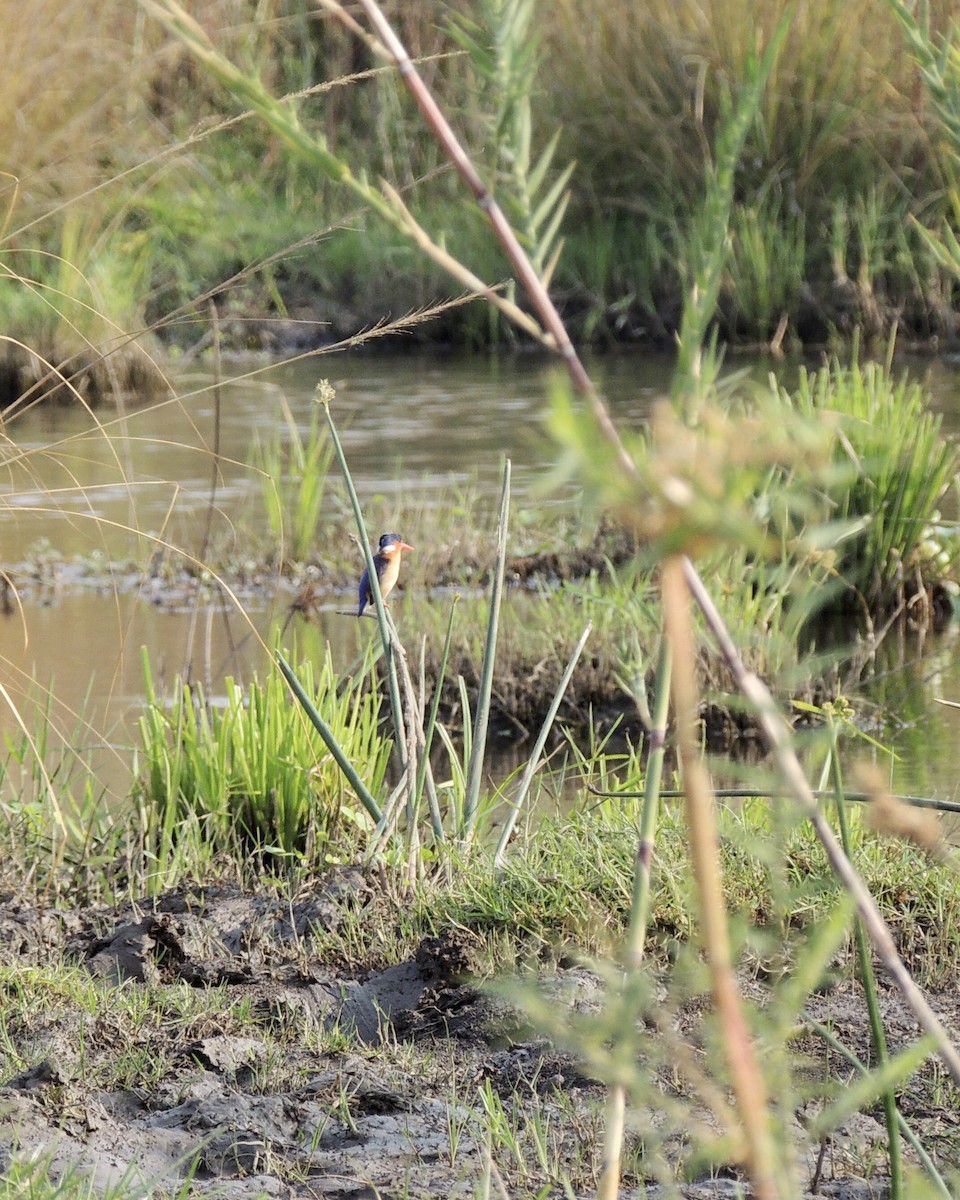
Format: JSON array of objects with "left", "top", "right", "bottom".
[
  {"left": 725, "top": 194, "right": 806, "bottom": 344},
  {"left": 777, "top": 349, "right": 960, "bottom": 616},
  {"left": 0, "top": 680, "right": 139, "bottom": 905},
  {"left": 134, "top": 645, "right": 389, "bottom": 889}
]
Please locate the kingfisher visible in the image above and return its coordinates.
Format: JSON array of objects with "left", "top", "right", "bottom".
[{"left": 357, "top": 532, "right": 414, "bottom": 617}]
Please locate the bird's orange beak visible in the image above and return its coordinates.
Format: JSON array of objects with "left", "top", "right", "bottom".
[{"left": 399, "top": 541, "right": 414, "bottom": 552}]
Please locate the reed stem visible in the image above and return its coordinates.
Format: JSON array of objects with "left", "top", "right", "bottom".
[
  {"left": 663, "top": 555, "right": 780, "bottom": 1199},
  {"left": 682, "top": 554, "right": 960, "bottom": 1086}
]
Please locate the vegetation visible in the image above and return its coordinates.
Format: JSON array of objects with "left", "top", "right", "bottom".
[
  {"left": 135, "top": 646, "right": 389, "bottom": 888},
  {"left": 4, "top": 1, "right": 960, "bottom": 1198},
  {"left": 5, "top": 0, "right": 960, "bottom": 385}
]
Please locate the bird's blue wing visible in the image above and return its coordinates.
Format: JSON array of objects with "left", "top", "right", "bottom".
[{"left": 357, "top": 568, "right": 371, "bottom": 616}]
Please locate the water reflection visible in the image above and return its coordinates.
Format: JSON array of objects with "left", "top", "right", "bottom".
[{"left": 858, "top": 624, "right": 960, "bottom": 802}]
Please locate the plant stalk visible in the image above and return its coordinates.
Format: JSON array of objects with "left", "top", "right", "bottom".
[
  {"left": 276, "top": 651, "right": 383, "bottom": 825},
  {"left": 825, "top": 724, "right": 903, "bottom": 1197},
  {"left": 318, "top": 387, "right": 407, "bottom": 768},
  {"left": 494, "top": 621, "right": 592, "bottom": 867},
  {"left": 597, "top": 636, "right": 672, "bottom": 1200},
  {"left": 663, "top": 555, "right": 780, "bottom": 1199},
  {"left": 462, "top": 458, "right": 510, "bottom": 840},
  {"left": 352, "top": 0, "right": 639, "bottom": 482},
  {"left": 682, "top": 553, "right": 960, "bottom": 1086}
]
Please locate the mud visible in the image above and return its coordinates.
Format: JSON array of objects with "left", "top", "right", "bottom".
[{"left": 1, "top": 878, "right": 958, "bottom": 1197}]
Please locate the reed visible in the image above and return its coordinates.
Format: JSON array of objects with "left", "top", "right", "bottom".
[
  {"left": 7, "top": 0, "right": 960, "bottom": 365},
  {"left": 821, "top": 708, "right": 904, "bottom": 1195},
  {"left": 249, "top": 392, "right": 335, "bottom": 567},
  {"left": 542, "top": 0, "right": 956, "bottom": 343}
]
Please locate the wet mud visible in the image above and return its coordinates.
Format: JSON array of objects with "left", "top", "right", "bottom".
[{"left": 1, "top": 878, "right": 958, "bottom": 1197}]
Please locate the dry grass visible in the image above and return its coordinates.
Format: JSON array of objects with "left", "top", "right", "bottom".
[
  {"left": 541, "top": 0, "right": 949, "bottom": 212},
  {"left": 3, "top": 0, "right": 152, "bottom": 226}
]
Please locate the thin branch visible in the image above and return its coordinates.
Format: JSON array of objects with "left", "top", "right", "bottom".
[
  {"left": 682, "top": 555, "right": 960, "bottom": 1086},
  {"left": 350, "top": 0, "right": 640, "bottom": 482}
]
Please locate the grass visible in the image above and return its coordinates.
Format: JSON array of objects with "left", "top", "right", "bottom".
[
  {"left": 248, "top": 392, "right": 337, "bottom": 567},
  {"left": 2, "top": 797, "right": 960, "bottom": 1194},
  {"left": 0, "top": 349, "right": 951, "bottom": 899},
  {"left": 780, "top": 348, "right": 960, "bottom": 612},
  {"left": 134, "top": 644, "right": 390, "bottom": 890},
  {"left": 542, "top": 0, "right": 959, "bottom": 346}
]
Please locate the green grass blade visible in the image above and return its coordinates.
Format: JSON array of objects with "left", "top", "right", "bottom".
[
  {"left": 462, "top": 459, "right": 510, "bottom": 840},
  {"left": 415, "top": 595, "right": 460, "bottom": 841},
  {"left": 276, "top": 651, "right": 383, "bottom": 824},
  {"left": 494, "top": 621, "right": 591, "bottom": 867},
  {"left": 623, "top": 634, "right": 673, "bottom": 967},
  {"left": 811, "top": 1036, "right": 936, "bottom": 1139},
  {"left": 806, "top": 1019, "right": 952, "bottom": 1199}
]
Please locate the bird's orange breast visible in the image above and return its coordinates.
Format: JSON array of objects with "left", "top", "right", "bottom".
[{"left": 378, "top": 552, "right": 402, "bottom": 601}]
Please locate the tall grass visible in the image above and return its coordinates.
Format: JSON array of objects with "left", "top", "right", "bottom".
[
  {"left": 249, "top": 392, "right": 336, "bottom": 566},
  {"left": 278, "top": 395, "right": 586, "bottom": 867},
  {"left": 4, "top": 0, "right": 960, "bottom": 364},
  {"left": 544, "top": 0, "right": 923, "bottom": 201},
  {"left": 543, "top": 0, "right": 957, "bottom": 342}
]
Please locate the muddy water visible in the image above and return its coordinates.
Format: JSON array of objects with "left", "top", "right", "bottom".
[{"left": 1, "top": 348, "right": 960, "bottom": 806}]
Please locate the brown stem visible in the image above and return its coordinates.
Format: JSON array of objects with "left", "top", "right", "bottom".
[
  {"left": 597, "top": 1084, "right": 626, "bottom": 1200},
  {"left": 682, "top": 555, "right": 960, "bottom": 1086},
  {"left": 352, "top": 0, "right": 639, "bottom": 483},
  {"left": 663, "top": 556, "right": 780, "bottom": 1199}
]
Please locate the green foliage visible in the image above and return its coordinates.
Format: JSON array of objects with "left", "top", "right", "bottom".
[
  {"left": 447, "top": 0, "right": 574, "bottom": 280},
  {"left": 542, "top": 0, "right": 957, "bottom": 343},
  {"left": 545, "top": 369, "right": 835, "bottom": 563},
  {"left": 779, "top": 353, "right": 960, "bottom": 608},
  {"left": 250, "top": 393, "right": 336, "bottom": 565},
  {"left": 726, "top": 196, "right": 806, "bottom": 340},
  {"left": 672, "top": 10, "right": 790, "bottom": 403},
  {"left": 1, "top": 208, "right": 158, "bottom": 383},
  {"left": 547, "top": 343, "right": 959, "bottom": 634},
  {"left": 6, "top": 0, "right": 960, "bottom": 355},
  {"left": 885, "top": 0, "right": 960, "bottom": 330},
  {"left": 135, "top": 646, "right": 389, "bottom": 886},
  {"left": 886, "top": 0, "right": 960, "bottom": 163}
]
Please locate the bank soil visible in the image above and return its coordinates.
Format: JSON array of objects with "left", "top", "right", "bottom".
[{"left": 1, "top": 877, "right": 958, "bottom": 1198}]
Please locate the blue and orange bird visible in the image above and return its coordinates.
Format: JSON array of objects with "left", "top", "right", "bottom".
[{"left": 357, "top": 533, "right": 414, "bottom": 617}]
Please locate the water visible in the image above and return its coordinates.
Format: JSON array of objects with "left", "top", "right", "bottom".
[{"left": 1, "top": 347, "right": 960, "bottom": 807}]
